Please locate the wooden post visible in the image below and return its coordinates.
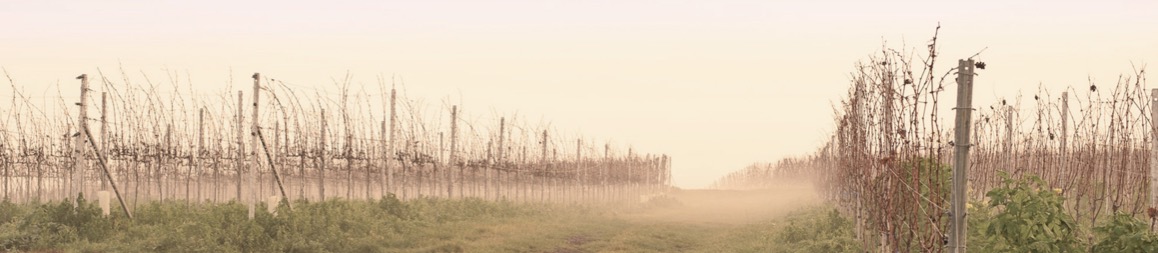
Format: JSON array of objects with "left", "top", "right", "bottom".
[
  {"left": 449, "top": 106, "right": 459, "bottom": 198},
  {"left": 214, "top": 113, "right": 222, "bottom": 203},
  {"left": 275, "top": 121, "right": 282, "bottom": 200},
  {"left": 320, "top": 109, "right": 327, "bottom": 201},
  {"left": 236, "top": 91, "right": 244, "bottom": 202},
  {"left": 1, "top": 134, "right": 6, "bottom": 201},
  {"left": 197, "top": 108, "right": 204, "bottom": 202},
  {"left": 34, "top": 141, "right": 43, "bottom": 203},
  {"left": 576, "top": 139, "right": 582, "bottom": 202},
  {"left": 413, "top": 141, "right": 422, "bottom": 198},
  {"left": 949, "top": 59, "right": 976, "bottom": 253},
  {"left": 386, "top": 87, "right": 397, "bottom": 196},
  {"left": 249, "top": 73, "right": 260, "bottom": 219},
  {"left": 603, "top": 143, "right": 609, "bottom": 202},
  {"left": 345, "top": 118, "right": 352, "bottom": 200},
  {"left": 667, "top": 155, "right": 672, "bottom": 192},
  {"left": 296, "top": 124, "right": 305, "bottom": 201},
  {"left": 186, "top": 121, "right": 194, "bottom": 203},
  {"left": 161, "top": 124, "right": 170, "bottom": 201},
  {"left": 521, "top": 145, "right": 527, "bottom": 201},
  {"left": 131, "top": 151, "right": 138, "bottom": 207},
  {"left": 485, "top": 139, "right": 493, "bottom": 199},
  {"left": 497, "top": 118, "right": 505, "bottom": 200},
  {"left": 1150, "top": 89, "right": 1158, "bottom": 213},
  {"left": 100, "top": 92, "right": 108, "bottom": 191},
  {"left": 1058, "top": 92, "right": 1068, "bottom": 187},
  {"left": 541, "top": 130, "right": 548, "bottom": 202},
  {"left": 1005, "top": 105, "right": 1014, "bottom": 177},
  {"left": 439, "top": 132, "right": 445, "bottom": 197},
  {"left": 297, "top": 126, "right": 305, "bottom": 201},
  {"left": 380, "top": 120, "right": 387, "bottom": 197},
  {"left": 400, "top": 140, "right": 410, "bottom": 199},
  {"left": 74, "top": 74, "right": 90, "bottom": 205},
  {"left": 627, "top": 148, "right": 634, "bottom": 202},
  {"left": 283, "top": 118, "right": 290, "bottom": 196},
  {"left": 555, "top": 142, "right": 560, "bottom": 201}
]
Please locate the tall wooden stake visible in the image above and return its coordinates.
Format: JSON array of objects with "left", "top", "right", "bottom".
[
  {"left": 249, "top": 73, "right": 260, "bottom": 219},
  {"left": 449, "top": 106, "right": 459, "bottom": 198},
  {"left": 386, "top": 87, "right": 397, "bottom": 196},
  {"left": 275, "top": 122, "right": 282, "bottom": 200},
  {"left": 100, "top": 92, "right": 108, "bottom": 191},
  {"left": 197, "top": 108, "right": 204, "bottom": 202},
  {"left": 1150, "top": 89, "right": 1158, "bottom": 214},
  {"left": 949, "top": 59, "right": 976, "bottom": 253},
  {"left": 541, "top": 130, "right": 548, "bottom": 202},
  {"left": 497, "top": 118, "right": 505, "bottom": 200},
  {"left": 319, "top": 109, "right": 327, "bottom": 201},
  {"left": 1059, "top": 92, "right": 1068, "bottom": 187},
  {"left": 345, "top": 116, "right": 352, "bottom": 200},
  {"left": 1005, "top": 105, "right": 1014, "bottom": 177},
  {"left": 1, "top": 133, "right": 6, "bottom": 201},
  {"left": 74, "top": 74, "right": 90, "bottom": 205},
  {"left": 485, "top": 139, "right": 493, "bottom": 199},
  {"left": 576, "top": 139, "right": 582, "bottom": 202},
  {"left": 439, "top": 132, "right": 444, "bottom": 197},
  {"left": 236, "top": 91, "right": 244, "bottom": 202},
  {"left": 379, "top": 120, "right": 385, "bottom": 198}
]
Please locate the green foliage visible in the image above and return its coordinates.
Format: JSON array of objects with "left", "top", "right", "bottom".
[
  {"left": 0, "top": 194, "right": 865, "bottom": 252},
  {"left": 0, "top": 194, "right": 118, "bottom": 251},
  {"left": 969, "top": 172, "right": 1158, "bottom": 252},
  {"left": 966, "top": 198, "right": 997, "bottom": 248},
  {"left": 762, "top": 208, "right": 860, "bottom": 253},
  {"left": 979, "top": 172, "right": 1084, "bottom": 252},
  {"left": 0, "top": 194, "right": 547, "bottom": 252},
  {"left": 1091, "top": 213, "right": 1158, "bottom": 252}
]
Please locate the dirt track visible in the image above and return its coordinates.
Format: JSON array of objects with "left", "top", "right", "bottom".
[{"left": 624, "top": 183, "right": 821, "bottom": 225}]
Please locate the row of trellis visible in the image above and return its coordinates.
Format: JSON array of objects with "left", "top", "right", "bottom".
[
  {"left": 713, "top": 34, "right": 1153, "bottom": 252},
  {"left": 0, "top": 71, "right": 672, "bottom": 212}
]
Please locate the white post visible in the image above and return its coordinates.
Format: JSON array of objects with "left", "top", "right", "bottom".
[
  {"left": 1150, "top": 89, "right": 1157, "bottom": 212},
  {"left": 249, "top": 73, "right": 260, "bottom": 219},
  {"left": 319, "top": 109, "right": 327, "bottom": 201},
  {"left": 236, "top": 91, "right": 244, "bottom": 202},
  {"left": 100, "top": 92, "right": 108, "bottom": 191},
  {"left": 74, "top": 74, "right": 90, "bottom": 205},
  {"left": 449, "top": 106, "right": 459, "bottom": 198},
  {"left": 386, "top": 87, "right": 397, "bottom": 196},
  {"left": 949, "top": 59, "right": 976, "bottom": 253},
  {"left": 1005, "top": 105, "right": 1014, "bottom": 177}
]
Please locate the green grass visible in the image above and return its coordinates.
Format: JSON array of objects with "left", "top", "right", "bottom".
[{"left": 0, "top": 193, "right": 859, "bottom": 253}]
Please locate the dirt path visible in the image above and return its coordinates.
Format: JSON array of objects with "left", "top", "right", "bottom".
[{"left": 623, "top": 182, "right": 822, "bottom": 225}]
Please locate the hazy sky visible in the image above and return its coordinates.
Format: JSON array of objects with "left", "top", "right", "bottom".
[{"left": 3, "top": 0, "right": 1157, "bottom": 188}]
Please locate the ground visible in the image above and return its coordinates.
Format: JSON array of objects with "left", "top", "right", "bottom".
[
  {"left": 424, "top": 183, "right": 827, "bottom": 253},
  {"left": 1, "top": 183, "right": 850, "bottom": 253}
]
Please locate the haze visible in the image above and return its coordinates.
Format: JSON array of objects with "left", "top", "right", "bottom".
[{"left": 2, "top": 0, "right": 1156, "bottom": 188}]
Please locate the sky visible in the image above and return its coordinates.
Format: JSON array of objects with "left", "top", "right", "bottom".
[{"left": 2, "top": 0, "right": 1157, "bottom": 188}]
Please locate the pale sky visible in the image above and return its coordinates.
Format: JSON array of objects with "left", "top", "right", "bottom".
[{"left": 2, "top": 0, "right": 1157, "bottom": 188}]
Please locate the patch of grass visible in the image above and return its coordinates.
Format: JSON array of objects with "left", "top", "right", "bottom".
[{"left": 0, "top": 195, "right": 858, "bottom": 253}]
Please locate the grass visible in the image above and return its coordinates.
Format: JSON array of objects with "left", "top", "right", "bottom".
[{"left": 0, "top": 189, "right": 858, "bottom": 253}]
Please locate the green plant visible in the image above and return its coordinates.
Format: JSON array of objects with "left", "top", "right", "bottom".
[
  {"left": 768, "top": 208, "right": 860, "bottom": 253},
  {"left": 1091, "top": 213, "right": 1158, "bottom": 252},
  {"left": 982, "top": 172, "right": 1084, "bottom": 252}
]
